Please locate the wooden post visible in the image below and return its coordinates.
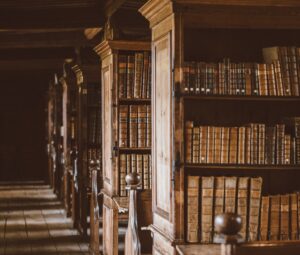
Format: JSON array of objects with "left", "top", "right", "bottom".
[
  {"left": 90, "top": 159, "right": 101, "bottom": 255},
  {"left": 213, "top": 213, "right": 244, "bottom": 255},
  {"left": 125, "top": 172, "right": 142, "bottom": 255}
]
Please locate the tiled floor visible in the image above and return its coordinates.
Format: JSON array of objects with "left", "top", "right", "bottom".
[{"left": 0, "top": 181, "right": 90, "bottom": 255}]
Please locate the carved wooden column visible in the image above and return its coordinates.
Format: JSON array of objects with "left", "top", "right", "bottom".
[{"left": 125, "top": 173, "right": 142, "bottom": 255}]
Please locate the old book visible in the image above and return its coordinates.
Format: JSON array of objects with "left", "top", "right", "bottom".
[
  {"left": 274, "top": 60, "right": 284, "bottom": 96},
  {"left": 185, "top": 121, "right": 194, "bottom": 163},
  {"left": 118, "top": 55, "right": 127, "bottom": 98},
  {"left": 192, "top": 126, "right": 200, "bottom": 164},
  {"left": 265, "top": 126, "right": 276, "bottom": 165},
  {"left": 119, "top": 105, "right": 128, "bottom": 148},
  {"left": 187, "top": 176, "right": 200, "bottom": 243},
  {"left": 206, "top": 126, "right": 215, "bottom": 164},
  {"left": 238, "top": 127, "right": 246, "bottom": 164},
  {"left": 214, "top": 127, "right": 222, "bottom": 164},
  {"left": 244, "top": 63, "right": 252, "bottom": 96},
  {"left": 136, "top": 154, "right": 143, "bottom": 186},
  {"left": 200, "top": 126, "right": 208, "bottom": 163},
  {"left": 258, "top": 63, "right": 268, "bottom": 96},
  {"left": 220, "top": 127, "right": 230, "bottom": 164},
  {"left": 201, "top": 176, "right": 214, "bottom": 243},
  {"left": 245, "top": 126, "right": 251, "bottom": 164},
  {"left": 276, "top": 124, "right": 285, "bottom": 165},
  {"left": 189, "top": 62, "right": 196, "bottom": 94},
  {"left": 183, "top": 62, "right": 190, "bottom": 94},
  {"left": 248, "top": 177, "right": 262, "bottom": 241},
  {"left": 280, "top": 194, "right": 290, "bottom": 240},
  {"left": 143, "top": 154, "right": 149, "bottom": 190},
  {"left": 260, "top": 196, "right": 270, "bottom": 241},
  {"left": 137, "top": 105, "right": 147, "bottom": 148},
  {"left": 229, "top": 127, "right": 238, "bottom": 164},
  {"left": 127, "top": 55, "right": 135, "bottom": 98},
  {"left": 142, "top": 51, "right": 150, "bottom": 99},
  {"left": 224, "top": 176, "right": 237, "bottom": 213},
  {"left": 131, "top": 154, "right": 137, "bottom": 173},
  {"left": 237, "top": 177, "right": 249, "bottom": 240},
  {"left": 266, "top": 63, "right": 277, "bottom": 96},
  {"left": 146, "top": 105, "right": 151, "bottom": 148},
  {"left": 290, "top": 193, "right": 298, "bottom": 240},
  {"left": 288, "top": 47, "right": 299, "bottom": 96},
  {"left": 269, "top": 195, "right": 280, "bottom": 240},
  {"left": 258, "top": 124, "right": 265, "bottom": 165},
  {"left": 250, "top": 124, "right": 259, "bottom": 165},
  {"left": 129, "top": 105, "right": 138, "bottom": 148},
  {"left": 148, "top": 155, "right": 152, "bottom": 188},
  {"left": 281, "top": 47, "right": 292, "bottom": 96},
  {"left": 134, "top": 52, "right": 144, "bottom": 98},
  {"left": 213, "top": 176, "right": 225, "bottom": 224},
  {"left": 284, "top": 134, "right": 291, "bottom": 164},
  {"left": 119, "top": 154, "right": 127, "bottom": 196}
]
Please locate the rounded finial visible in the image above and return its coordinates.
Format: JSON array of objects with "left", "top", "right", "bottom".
[
  {"left": 125, "top": 172, "right": 141, "bottom": 187},
  {"left": 214, "top": 213, "right": 242, "bottom": 236}
]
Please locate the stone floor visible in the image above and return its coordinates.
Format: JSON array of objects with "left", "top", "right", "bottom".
[{"left": 0, "top": 181, "right": 90, "bottom": 255}]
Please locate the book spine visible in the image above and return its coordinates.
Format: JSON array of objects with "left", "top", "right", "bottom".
[
  {"left": 146, "top": 55, "right": 152, "bottom": 99},
  {"left": 267, "top": 63, "right": 277, "bottom": 96},
  {"left": 134, "top": 53, "right": 144, "bottom": 98},
  {"left": 142, "top": 51, "right": 149, "bottom": 99},
  {"left": 136, "top": 154, "right": 143, "bottom": 187},
  {"left": 274, "top": 60, "right": 284, "bottom": 96},
  {"left": 237, "top": 177, "right": 249, "bottom": 240},
  {"left": 213, "top": 176, "right": 225, "bottom": 227},
  {"left": 288, "top": 47, "right": 299, "bottom": 96},
  {"left": 137, "top": 105, "right": 147, "bottom": 148},
  {"left": 284, "top": 134, "right": 291, "bottom": 164},
  {"left": 280, "top": 47, "right": 292, "bottom": 96},
  {"left": 260, "top": 196, "right": 270, "bottom": 241},
  {"left": 119, "top": 154, "right": 127, "bottom": 196},
  {"left": 224, "top": 176, "right": 237, "bottom": 213},
  {"left": 129, "top": 105, "right": 138, "bottom": 148},
  {"left": 206, "top": 126, "right": 215, "bottom": 164},
  {"left": 229, "top": 127, "right": 238, "bottom": 164},
  {"left": 280, "top": 194, "right": 290, "bottom": 240},
  {"left": 187, "top": 176, "right": 200, "bottom": 243},
  {"left": 118, "top": 55, "right": 127, "bottom": 98},
  {"left": 200, "top": 126, "right": 208, "bottom": 163},
  {"left": 245, "top": 126, "right": 251, "bottom": 164},
  {"left": 238, "top": 127, "right": 246, "bottom": 164},
  {"left": 185, "top": 121, "right": 194, "bottom": 164},
  {"left": 192, "top": 127, "right": 200, "bottom": 164},
  {"left": 127, "top": 55, "right": 135, "bottom": 98},
  {"left": 143, "top": 154, "right": 149, "bottom": 190},
  {"left": 276, "top": 124, "right": 285, "bottom": 165},
  {"left": 248, "top": 177, "right": 262, "bottom": 241},
  {"left": 214, "top": 127, "right": 222, "bottom": 164},
  {"left": 146, "top": 105, "right": 151, "bottom": 148},
  {"left": 201, "top": 176, "right": 214, "bottom": 243},
  {"left": 270, "top": 195, "right": 280, "bottom": 240},
  {"left": 290, "top": 193, "right": 298, "bottom": 240},
  {"left": 258, "top": 124, "right": 265, "bottom": 165},
  {"left": 131, "top": 154, "right": 137, "bottom": 173},
  {"left": 220, "top": 127, "right": 229, "bottom": 164},
  {"left": 119, "top": 105, "right": 128, "bottom": 148}
]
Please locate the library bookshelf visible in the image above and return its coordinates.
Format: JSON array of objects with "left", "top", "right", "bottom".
[
  {"left": 94, "top": 39, "right": 152, "bottom": 255},
  {"left": 140, "top": 0, "right": 300, "bottom": 254}
]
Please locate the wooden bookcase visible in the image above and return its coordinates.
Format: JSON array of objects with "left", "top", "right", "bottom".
[
  {"left": 140, "top": 0, "right": 300, "bottom": 254},
  {"left": 72, "top": 63, "right": 102, "bottom": 236},
  {"left": 94, "top": 39, "right": 152, "bottom": 255}
]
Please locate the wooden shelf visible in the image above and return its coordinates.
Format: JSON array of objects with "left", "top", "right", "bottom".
[
  {"left": 182, "top": 95, "right": 300, "bottom": 102},
  {"left": 119, "top": 147, "right": 151, "bottom": 153},
  {"left": 118, "top": 98, "right": 151, "bottom": 105},
  {"left": 184, "top": 164, "right": 300, "bottom": 171}
]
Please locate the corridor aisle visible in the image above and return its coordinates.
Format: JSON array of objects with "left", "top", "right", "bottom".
[{"left": 0, "top": 181, "right": 89, "bottom": 255}]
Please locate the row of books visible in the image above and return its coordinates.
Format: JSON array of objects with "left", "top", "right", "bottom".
[
  {"left": 119, "top": 154, "right": 152, "bottom": 197},
  {"left": 260, "top": 193, "right": 300, "bottom": 241},
  {"left": 119, "top": 105, "right": 151, "bottom": 148},
  {"left": 183, "top": 46, "right": 300, "bottom": 96},
  {"left": 187, "top": 176, "right": 262, "bottom": 243},
  {"left": 118, "top": 52, "right": 151, "bottom": 99},
  {"left": 185, "top": 120, "right": 300, "bottom": 165},
  {"left": 88, "top": 107, "right": 101, "bottom": 145}
]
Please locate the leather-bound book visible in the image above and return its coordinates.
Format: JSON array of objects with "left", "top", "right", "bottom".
[
  {"left": 206, "top": 126, "right": 215, "bottom": 164},
  {"left": 118, "top": 55, "right": 127, "bottom": 98},
  {"left": 229, "top": 127, "right": 238, "bottom": 164},
  {"left": 192, "top": 126, "right": 200, "bottom": 164},
  {"left": 214, "top": 127, "right": 222, "bottom": 164},
  {"left": 146, "top": 105, "right": 151, "bottom": 148},
  {"left": 119, "top": 105, "right": 129, "bottom": 148},
  {"left": 238, "top": 127, "right": 246, "bottom": 164},
  {"left": 200, "top": 126, "right": 208, "bottom": 164},
  {"left": 141, "top": 51, "right": 150, "bottom": 99},
  {"left": 248, "top": 177, "right": 262, "bottom": 241},
  {"left": 220, "top": 127, "right": 230, "bottom": 164},
  {"left": 137, "top": 105, "right": 147, "bottom": 148},
  {"left": 280, "top": 194, "right": 290, "bottom": 240},
  {"left": 185, "top": 121, "right": 194, "bottom": 164},
  {"left": 260, "top": 196, "right": 270, "bottom": 241},
  {"left": 224, "top": 176, "right": 237, "bottom": 213},
  {"left": 129, "top": 105, "right": 138, "bottom": 148},
  {"left": 143, "top": 154, "right": 149, "bottom": 190},
  {"left": 127, "top": 55, "right": 135, "bottom": 98},
  {"left": 290, "top": 193, "right": 298, "bottom": 240},
  {"left": 269, "top": 195, "right": 280, "bottom": 240},
  {"left": 134, "top": 52, "right": 144, "bottom": 98},
  {"left": 187, "top": 176, "right": 200, "bottom": 243},
  {"left": 201, "top": 176, "right": 214, "bottom": 243},
  {"left": 237, "top": 177, "right": 249, "bottom": 240},
  {"left": 119, "top": 154, "right": 127, "bottom": 196}
]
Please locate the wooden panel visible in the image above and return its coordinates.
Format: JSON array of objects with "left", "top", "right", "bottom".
[
  {"left": 153, "top": 230, "right": 175, "bottom": 255},
  {"left": 102, "top": 63, "right": 114, "bottom": 195},
  {"left": 153, "top": 33, "right": 172, "bottom": 218}
]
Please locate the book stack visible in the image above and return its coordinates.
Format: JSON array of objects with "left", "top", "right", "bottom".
[
  {"left": 119, "top": 105, "right": 151, "bottom": 148},
  {"left": 118, "top": 52, "right": 151, "bottom": 99},
  {"left": 182, "top": 46, "right": 300, "bottom": 96},
  {"left": 119, "top": 154, "right": 152, "bottom": 196},
  {"left": 185, "top": 118, "right": 300, "bottom": 165},
  {"left": 259, "top": 192, "right": 300, "bottom": 241},
  {"left": 187, "top": 176, "right": 262, "bottom": 243}
]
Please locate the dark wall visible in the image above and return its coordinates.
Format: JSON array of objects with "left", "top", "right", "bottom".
[{"left": 0, "top": 71, "right": 50, "bottom": 181}]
